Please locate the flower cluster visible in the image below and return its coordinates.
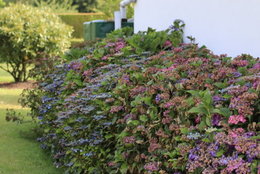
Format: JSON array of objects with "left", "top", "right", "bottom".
[
  {"left": 26, "top": 28, "right": 259, "bottom": 174},
  {"left": 228, "top": 115, "right": 246, "bottom": 124}
]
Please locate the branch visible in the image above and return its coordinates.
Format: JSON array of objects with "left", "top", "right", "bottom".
[{"left": 0, "top": 64, "right": 11, "bottom": 73}]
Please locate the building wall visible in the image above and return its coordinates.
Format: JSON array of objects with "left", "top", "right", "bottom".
[{"left": 134, "top": 0, "right": 260, "bottom": 57}]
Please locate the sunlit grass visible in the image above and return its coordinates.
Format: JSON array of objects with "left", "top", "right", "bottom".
[
  {"left": 0, "top": 109, "right": 63, "bottom": 174},
  {"left": 0, "top": 63, "right": 33, "bottom": 83},
  {"left": 0, "top": 68, "right": 63, "bottom": 174},
  {"left": 0, "top": 64, "right": 13, "bottom": 83},
  {"left": 0, "top": 88, "right": 24, "bottom": 106}
]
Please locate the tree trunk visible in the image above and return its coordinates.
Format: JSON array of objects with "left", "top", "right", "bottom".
[
  {"left": 11, "top": 63, "right": 27, "bottom": 82},
  {"left": 1, "top": 58, "right": 28, "bottom": 82}
]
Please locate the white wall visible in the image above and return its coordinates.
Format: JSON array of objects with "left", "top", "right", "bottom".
[{"left": 134, "top": 0, "right": 260, "bottom": 57}]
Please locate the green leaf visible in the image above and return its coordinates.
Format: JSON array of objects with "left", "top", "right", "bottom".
[
  {"left": 213, "top": 108, "right": 232, "bottom": 117},
  {"left": 140, "top": 115, "right": 148, "bottom": 122},
  {"left": 120, "top": 163, "right": 128, "bottom": 174},
  {"left": 127, "top": 120, "right": 140, "bottom": 126},
  {"left": 250, "top": 135, "right": 260, "bottom": 140},
  {"left": 143, "top": 96, "right": 152, "bottom": 105},
  {"left": 105, "top": 134, "right": 113, "bottom": 139},
  {"left": 149, "top": 110, "right": 158, "bottom": 121},
  {"left": 188, "top": 106, "right": 208, "bottom": 115},
  {"left": 202, "top": 90, "right": 212, "bottom": 105},
  {"left": 180, "top": 127, "right": 189, "bottom": 135},
  {"left": 214, "top": 82, "right": 228, "bottom": 88},
  {"left": 187, "top": 90, "right": 199, "bottom": 96},
  {"left": 216, "top": 149, "right": 224, "bottom": 157},
  {"left": 198, "top": 121, "right": 206, "bottom": 130},
  {"left": 118, "top": 131, "right": 128, "bottom": 138},
  {"left": 147, "top": 80, "right": 154, "bottom": 86},
  {"left": 202, "top": 138, "right": 211, "bottom": 143},
  {"left": 205, "top": 117, "right": 211, "bottom": 126}
]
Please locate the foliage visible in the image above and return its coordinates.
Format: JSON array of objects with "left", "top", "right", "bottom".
[
  {"left": 106, "top": 27, "right": 134, "bottom": 40},
  {"left": 3, "top": 0, "right": 30, "bottom": 4},
  {"left": 96, "top": 0, "right": 134, "bottom": 18},
  {"left": 4, "top": 0, "right": 97, "bottom": 12},
  {"left": 33, "top": 0, "right": 78, "bottom": 13},
  {"left": 0, "top": 0, "right": 5, "bottom": 7},
  {"left": 72, "top": 0, "right": 97, "bottom": 12},
  {"left": 0, "top": 4, "right": 72, "bottom": 82},
  {"left": 126, "top": 20, "right": 184, "bottom": 55},
  {"left": 58, "top": 13, "right": 107, "bottom": 38},
  {"left": 22, "top": 25, "right": 260, "bottom": 173}
]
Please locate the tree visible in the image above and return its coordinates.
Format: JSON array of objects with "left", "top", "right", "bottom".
[
  {"left": 72, "top": 0, "right": 97, "bottom": 12},
  {"left": 0, "top": 4, "right": 73, "bottom": 82},
  {"left": 3, "top": 0, "right": 35, "bottom": 5},
  {"left": 34, "top": 0, "right": 78, "bottom": 13},
  {"left": 96, "top": 0, "right": 134, "bottom": 18},
  {"left": 0, "top": 0, "right": 5, "bottom": 7},
  {"left": 4, "top": 0, "right": 79, "bottom": 13}
]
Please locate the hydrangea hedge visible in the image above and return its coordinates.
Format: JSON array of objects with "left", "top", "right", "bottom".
[{"left": 22, "top": 24, "right": 259, "bottom": 173}]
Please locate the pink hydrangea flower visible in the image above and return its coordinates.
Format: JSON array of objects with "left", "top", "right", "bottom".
[
  {"left": 161, "top": 64, "right": 177, "bottom": 72},
  {"left": 173, "top": 47, "right": 183, "bottom": 53},
  {"left": 231, "top": 60, "right": 249, "bottom": 67},
  {"left": 228, "top": 128, "right": 245, "bottom": 138},
  {"left": 115, "top": 41, "right": 126, "bottom": 52},
  {"left": 163, "top": 40, "right": 172, "bottom": 48},
  {"left": 123, "top": 136, "right": 135, "bottom": 144},
  {"left": 107, "top": 162, "right": 116, "bottom": 167},
  {"left": 110, "top": 106, "right": 124, "bottom": 113},
  {"left": 101, "top": 55, "right": 109, "bottom": 60},
  {"left": 228, "top": 115, "right": 246, "bottom": 124},
  {"left": 144, "top": 162, "right": 160, "bottom": 172},
  {"left": 252, "top": 63, "right": 260, "bottom": 69},
  {"left": 195, "top": 116, "right": 201, "bottom": 124}
]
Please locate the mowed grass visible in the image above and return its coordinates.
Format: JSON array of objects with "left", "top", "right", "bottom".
[
  {"left": 0, "top": 89, "right": 24, "bottom": 109},
  {"left": 0, "top": 66, "right": 63, "bottom": 174},
  {"left": 0, "top": 64, "right": 13, "bottom": 83},
  {"left": 0, "top": 63, "right": 33, "bottom": 83}
]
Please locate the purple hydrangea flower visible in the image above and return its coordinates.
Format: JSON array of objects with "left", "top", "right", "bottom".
[
  {"left": 212, "top": 114, "right": 222, "bottom": 126},
  {"left": 155, "top": 94, "right": 161, "bottom": 103},
  {"left": 232, "top": 72, "right": 242, "bottom": 78},
  {"left": 213, "top": 95, "right": 226, "bottom": 102}
]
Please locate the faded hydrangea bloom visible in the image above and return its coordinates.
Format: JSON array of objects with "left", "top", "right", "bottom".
[{"left": 144, "top": 162, "right": 160, "bottom": 172}]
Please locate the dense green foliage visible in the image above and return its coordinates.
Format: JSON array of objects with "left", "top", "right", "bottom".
[
  {"left": 0, "top": 0, "right": 5, "bottom": 7},
  {"left": 0, "top": 4, "right": 72, "bottom": 82},
  {"left": 35, "top": 0, "right": 97, "bottom": 13},
  {"left": 21, "top": 25, "right": 259, "bottom": 173},
  {"left": 58, "top": 13, "right": 107, "bottom": 38},
  {"left": 72, "top": 0, "right": 97, "bottom": 12},
  {"left": 34, "top": 0, "right": 78, "bottom": 13},
  {"left": 96, "top": 0, "right": 134, "bottom": 18}
]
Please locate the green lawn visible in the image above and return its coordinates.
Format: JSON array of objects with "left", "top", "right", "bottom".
[
  {"left": 0, "top": 64, "right": 13, "bottom": 83},
  {"left": 0, "top": 89, "right": 23, "bottom": 109},
  {"left": 0, "top": 66, "right": 63, "bottom": 174}
]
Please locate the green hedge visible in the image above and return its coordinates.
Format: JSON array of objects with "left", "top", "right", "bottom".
[{"left": 57, "top": 13, "right": 108, "bottom": 38}]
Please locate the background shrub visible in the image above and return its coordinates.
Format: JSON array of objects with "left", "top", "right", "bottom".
[
  {"left": 0, "top": 4, "right": 73, "bottom": 82},
  {"left": 0, "top": 0, "right": 5, "bottom": 7},
  {"left": 57, "top": 13, "right": 107, "bottom": 38},
  {"left": 33, "top": 0, "right": 78, "bottom": 13},
  {"left": 96, "top": 0, "right": 134, "bottom": 18}
]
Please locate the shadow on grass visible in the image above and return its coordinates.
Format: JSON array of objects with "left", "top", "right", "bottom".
[{"left": 18, "top": 125, "right": 41, "bottom": 141}]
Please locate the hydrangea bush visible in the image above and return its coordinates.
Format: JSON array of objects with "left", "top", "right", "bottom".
[{"left": 22, "top": 25, "right": 259, "bottom": 173}]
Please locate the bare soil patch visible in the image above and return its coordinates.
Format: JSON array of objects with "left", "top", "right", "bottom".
[{"left": 0, "top": 81, "right": 35, "bottom": 89}]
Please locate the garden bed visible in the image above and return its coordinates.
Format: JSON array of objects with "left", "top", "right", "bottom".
[{"left": 21, "top": 26, "right": 260, "bottom": 174}]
